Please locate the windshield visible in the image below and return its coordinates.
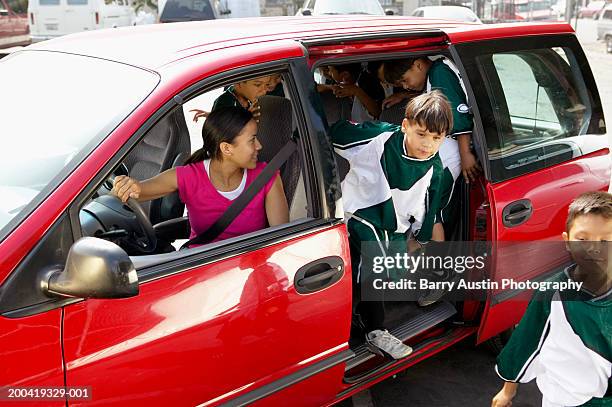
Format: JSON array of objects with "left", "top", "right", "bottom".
[
  {"left": 306, "top": 0, "right": 385, "bottom": 15},
  {"left": 0, "top": 51, "right": 159, "bottom": 240}
]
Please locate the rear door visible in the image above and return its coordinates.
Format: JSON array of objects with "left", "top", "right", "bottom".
[{"left": 453, "top": 34, "right": 610, "bottom": 341}]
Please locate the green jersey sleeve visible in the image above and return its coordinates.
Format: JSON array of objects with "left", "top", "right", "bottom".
[
  {"left": 427, "top": 60, "right": 473, "bottom": 137},
  {"left": 496, "top": 291, "right": 553, "bottom": 382},
  {"left": 329, "top": 120, "right": 399, "bottom": 148},
  {"left": 413, "top": 157, "right": 443, "bottom": 244}
]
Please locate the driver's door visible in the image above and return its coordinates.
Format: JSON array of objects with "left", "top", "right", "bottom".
[{"left": 60, "top": 63, "right": 353, "bottom": 406}]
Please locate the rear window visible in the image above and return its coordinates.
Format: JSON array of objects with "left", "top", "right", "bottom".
[
  {"left": 160, "top": 0, "right": 215, "bottom": 22},
  {"left": 476, "top": 47, "right": 597, "bottom": 181},
  {"left": 39, "top": 0, "right": 60, "bottom": 5},
  {"left": 0, "top": 51, "right": 159, "bottom": 242},
  {"left": 67, "top": 0, "right": 88, "bottom": 5}
]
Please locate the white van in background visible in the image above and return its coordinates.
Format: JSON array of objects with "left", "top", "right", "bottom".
[{"left": 28, "top": 0, "right": 134, "bottom": 42}]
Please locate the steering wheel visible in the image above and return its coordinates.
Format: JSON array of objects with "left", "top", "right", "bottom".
[{"left": 124, "top": 197, "right": 157, "bottom": 254}]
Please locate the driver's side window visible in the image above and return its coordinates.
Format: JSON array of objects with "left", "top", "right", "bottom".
[{"left": 80, "top": 70, "right": 309, "bottom": 257}]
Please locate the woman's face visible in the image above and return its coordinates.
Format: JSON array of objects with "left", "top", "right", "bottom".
[
  {"left": 235, "top": 77, "right": 270, "bottom": 103},
  {"left": 223, "top": 120, "right": 261, "bottom": 169}
]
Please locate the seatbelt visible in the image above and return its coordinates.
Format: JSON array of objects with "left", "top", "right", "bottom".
[{"left": 181, "top": 139, "right": 297, "bottom": 249}]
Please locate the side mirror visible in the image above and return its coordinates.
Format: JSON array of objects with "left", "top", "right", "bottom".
[
  {"left": 385, "top": 9, "right": 394, "bottom": 15},
  {"left": 302, "top": 8, "right": 312, "bottom": 15},
  {"left": 41, "top": 237, "right": 139, "bottom": 299}
]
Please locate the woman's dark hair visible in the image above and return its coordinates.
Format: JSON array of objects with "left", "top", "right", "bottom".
[{"left": 185, "top": 106, "right": 253, "bottom": 165}]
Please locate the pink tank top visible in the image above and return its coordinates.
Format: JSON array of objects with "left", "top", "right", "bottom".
[{"left": 176, "top": 161, "right": 278, "bottom": 243}]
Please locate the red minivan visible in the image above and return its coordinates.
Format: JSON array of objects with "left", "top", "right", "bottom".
[
  {"left": 0, "top": 16, "right": 608, "bottom": 406},
  {"left": 0, "top": 0, "right": 28, "bottom": 49}
]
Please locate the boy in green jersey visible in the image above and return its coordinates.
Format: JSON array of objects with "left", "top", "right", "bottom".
[
  {"left": 492, "top": 191, "right": 612, "bottom": 407},
  {"left": 385, "top": 57, "right": 480, "bottom": 240},
  {"left": 329, "top": 91, "right": 452, "bottom": 359}
]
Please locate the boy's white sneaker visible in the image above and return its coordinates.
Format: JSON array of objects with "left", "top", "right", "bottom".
[{"left": 366, "top": 329, "right": 413, "bottom": 359}]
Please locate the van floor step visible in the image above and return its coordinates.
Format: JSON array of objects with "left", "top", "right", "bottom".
[{"left": 345, "top": 301, "right": 457, "bottom": 371}]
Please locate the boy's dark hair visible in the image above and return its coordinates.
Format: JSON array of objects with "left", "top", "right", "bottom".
[
  {"left": 332, "top": 63, "right": 362, "bottom": 81},
  {"left": 185, "top": 106, "right": 253, "bottom": 164},
  {"left": 566, "top": 191, "right": 612, "bottom": 232},
  {"left": 404, "top": 90, "right": 453, "bottom": 135},
  {"left": 383, "top": 58, "right": 419, "bottom": 84}
]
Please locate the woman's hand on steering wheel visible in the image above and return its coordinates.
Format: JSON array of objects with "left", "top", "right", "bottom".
[{"left": 112, "top": 175, "right": 141, "bottom": 203}]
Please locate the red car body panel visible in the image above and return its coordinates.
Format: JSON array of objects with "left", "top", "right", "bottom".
[
  {"left": 63, "top": 226, "right": 352, "bottom": 406},
  {"left": 477, "top": 148, "right": 610, "bottom": 342},
  {"left": 0, "top": 310, "right": 64, "bottom": 406}
]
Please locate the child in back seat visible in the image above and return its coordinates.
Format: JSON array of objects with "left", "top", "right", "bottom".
[{"left": 327, "top": 63, "right": 385, "bottom": 122}]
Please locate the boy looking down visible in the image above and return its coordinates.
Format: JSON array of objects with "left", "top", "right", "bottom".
[{"left": 329, "top": 91, "right": 452, "bottom": 359}]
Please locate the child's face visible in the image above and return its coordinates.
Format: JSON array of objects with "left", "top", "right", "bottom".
[
  {"left": 401, "top": 118, "right": 444, "bottom": 160},
  {"left": 235, "top": 77, "right": 269, "bottom": 102},
  {"left": 328, "top": 66, "right": 354, "bottom": 85},
  {"left": 396, "top": 60, "right": 428, "bottom": 92},
  {"left": 563, "top": 214, "right": 612, "bottom": 277}
]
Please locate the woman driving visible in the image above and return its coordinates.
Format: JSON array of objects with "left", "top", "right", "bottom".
[{"left": 112, "top": 106, "right": 289, "bottom": 244}]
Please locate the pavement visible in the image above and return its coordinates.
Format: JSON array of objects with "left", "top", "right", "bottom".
[{"left": 339, "top": 19, "right": 612, "bottom": 407}]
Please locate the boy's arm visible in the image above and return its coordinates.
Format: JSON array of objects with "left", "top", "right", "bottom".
[
  {"left": 429, "top": 64, "right": 480, "bottom": 182},
  {"left": 413, "top": 161, "right": 443, "bottom": 245},
  {"left": 496, "top": 292, "right": 552, "bottom": 382},
  {"left": 353, "top": 86, "right": 382, "bottom": 119},
  {"left": 491, "top": 382, "right": 519, "bottom": 407},
  {"left": 329, "top": 120, "right": 398, "bottom": 160}
]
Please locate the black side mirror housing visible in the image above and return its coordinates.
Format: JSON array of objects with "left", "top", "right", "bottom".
[
  {"left": 302, "top": 8, "right": 312, "bottom": 15},
  {"left": 41, "top": 237, "right": 139, "bottom": 299},
  {"left": 385, "top": 9, "right": 394, "bottom": 15}
]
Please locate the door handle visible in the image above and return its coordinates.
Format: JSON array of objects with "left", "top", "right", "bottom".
[
  {"left": 502, "top": 199, "right": 533, "bottom": 227},
  {"left": 294, "top": 256, "right": 344, "bottom": 294}
]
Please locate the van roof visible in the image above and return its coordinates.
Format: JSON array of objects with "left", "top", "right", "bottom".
[{"left": 26, "top": 16, "right": 574, "bottom": 70}]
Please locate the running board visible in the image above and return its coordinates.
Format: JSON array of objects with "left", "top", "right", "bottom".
[{"left": 345, "top": 301, "right": 457, "bottom": 372}]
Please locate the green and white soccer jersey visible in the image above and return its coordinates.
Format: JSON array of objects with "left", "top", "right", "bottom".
[
  {"left": 426, "top": 58, "right": 474, "bottom": 226},
  {"left": 330, "top": 120, "right": 443, "bottom": 244},
  {"left": 496, "top": 266, "right": 612, "bottom": 407}
]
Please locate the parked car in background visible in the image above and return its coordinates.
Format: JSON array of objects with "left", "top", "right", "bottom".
[
  {"left": 158, "top": 0, "right": 224, "bottom": 22},
  {"left": 411, "top": 5, "right": 482, "bottom": 22},
  {"left": 28, "top": 0, "right": 134, "bottom": 42},
  {"left": 579, "top": 0, "right": 606, "bottom": 18},
  {"left": 597, "top": 3, "right": 612, "bottom": 52},
  {"left": 0, "top": 0, "right": 29, "bottom": 50},
  {"left": 492, "top": 0, "right": 557, "bottom": 20},
  {"left": 296, "top": 0, "right": 391, "bottom": 16}
]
